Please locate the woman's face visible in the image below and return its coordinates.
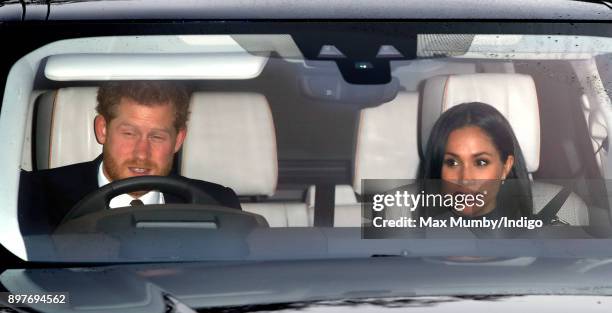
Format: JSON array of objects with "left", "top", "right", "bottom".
[{"left": 441, "top": 126, "right": 514, "bottom": 216}]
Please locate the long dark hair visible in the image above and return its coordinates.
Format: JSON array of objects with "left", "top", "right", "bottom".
[{"left": 419, "top": 102, "right": 533, "bottom": 218}]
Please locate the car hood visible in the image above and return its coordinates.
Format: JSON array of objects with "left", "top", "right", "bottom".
[{"left": 2, "top": 257, "right": 612, "bottom": 312}]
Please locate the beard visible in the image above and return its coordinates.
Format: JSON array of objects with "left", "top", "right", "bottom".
[{"left": 102, "top": 146, "right": 174, "bottom": 197}]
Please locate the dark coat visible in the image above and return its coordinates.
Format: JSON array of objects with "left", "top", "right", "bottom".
[{"left": 18, "top": 156, "right": 241, "bottom": 234}]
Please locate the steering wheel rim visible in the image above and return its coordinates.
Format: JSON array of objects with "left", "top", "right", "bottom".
[{"left": 61, "top": 175, "right": 218, "bottom": 224}]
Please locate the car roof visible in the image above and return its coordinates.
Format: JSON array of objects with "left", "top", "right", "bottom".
[{"left": 1, "top": 0, "right": 612, "bottom": 21}]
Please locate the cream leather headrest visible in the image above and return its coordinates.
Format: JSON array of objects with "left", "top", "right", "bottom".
[
  {"left": 421, "top": 74, "right": 540, "bottom": 172},
  {"left": 352, "top": 92, "right": 421, "bottom": 194},
  {"left": 181, "top": 92, "right": 278, "bottom": 196},
  {"left": 37, "top": 87, "right": 101, "bottom": 169}
]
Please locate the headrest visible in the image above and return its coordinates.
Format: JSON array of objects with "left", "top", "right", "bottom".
[
  {"left": 421, "top": 73, "right": 540, "bottom": 172},
  {"left": 352, "top": 92, "right": 420, "bottom": 194},
  {"left": 181, "top": 92, "right": 278, "bottom": 196},
  {"left": 36, "top": 87, "right": 101, "bottom": 169}
]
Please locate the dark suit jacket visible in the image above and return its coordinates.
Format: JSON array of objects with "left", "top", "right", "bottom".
[{"left": 19, "top": 155, "right": 241, "bottom": 234}]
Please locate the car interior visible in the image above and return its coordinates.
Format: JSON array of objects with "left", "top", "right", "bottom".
[
  {"left": 20, "top": 36, "right": 607, "bottom": 226},
  {"left": 2, "top": 33, "right": 612, "bottom": 262}
]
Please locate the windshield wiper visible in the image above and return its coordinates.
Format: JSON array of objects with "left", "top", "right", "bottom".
[{"left": 572, "top": 0, "right": 612, "bottom": 10}]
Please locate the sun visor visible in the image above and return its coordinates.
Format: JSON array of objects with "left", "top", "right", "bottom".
[{"left": 44, "top": 52, "right": 268, "bottom": 81}]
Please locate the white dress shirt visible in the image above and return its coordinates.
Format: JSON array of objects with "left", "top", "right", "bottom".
[{"left": 98, "top": 163, "right": 165, "bottom": 208}]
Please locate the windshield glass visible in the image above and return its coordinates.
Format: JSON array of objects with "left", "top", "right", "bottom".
[{"left": 3, "top": 30, "right": 612, "bottom": 264}]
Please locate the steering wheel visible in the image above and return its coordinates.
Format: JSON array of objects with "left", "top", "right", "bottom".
[
  {"left": 60, "top": 175, "right": 220, "bottom": 224},
  {"left": 53, "top": 175, "right": 268, "bottom": 261}
]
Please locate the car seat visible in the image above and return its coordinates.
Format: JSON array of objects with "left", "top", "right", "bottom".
[
  {"left": 181, "top": 92, "right": 311, "bottom": 227},
  {"left": 421, "top": 73, "right": 589, "bottom": 225}
]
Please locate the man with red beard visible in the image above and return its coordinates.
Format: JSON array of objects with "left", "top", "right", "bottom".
[{"left": 21, "top": 81, "right": 241, "bottom": 234}]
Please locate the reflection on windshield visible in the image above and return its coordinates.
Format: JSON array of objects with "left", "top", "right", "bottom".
[{"left": 0, "top": 33, "right": 610, "bottom": 263}]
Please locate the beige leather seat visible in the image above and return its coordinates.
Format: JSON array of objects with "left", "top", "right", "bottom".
[
  {"left": 181, "top": 92, "right": 310, "bottom": 227},
  {"left": 35, "top": 87, "right": 101, "bottom": 169},
  {"left": 353, "top": 92, "right": 421, "bottom": 188},
  {"left": 421, "top": 73, "right": 589, "bottom": 225},
  {"left": 353, "top": 92, "right": 422, "bottom": 222},
  {"left": 306, "top": 92, "right": 422, "bottom": 226}
]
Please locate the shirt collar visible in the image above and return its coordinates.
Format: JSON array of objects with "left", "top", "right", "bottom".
[{"left": 98, "top": 162, "right": 165, "bottom": 209}]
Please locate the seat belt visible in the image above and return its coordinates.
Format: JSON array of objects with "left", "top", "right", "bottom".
[
  {"left": 313, "top": 183, "right": 335, "bottom": 227},
  {"left": 534, "top": 186, "right": 572, "bottom": 223}
]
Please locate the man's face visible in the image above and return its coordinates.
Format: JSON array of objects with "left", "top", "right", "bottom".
[{"left": 94, "top": 97, "right": 186, "bottom": 184}]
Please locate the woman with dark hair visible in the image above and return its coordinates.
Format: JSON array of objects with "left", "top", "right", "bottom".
[{"left": 419, "top": 102, "right": 533, "bottom": 220}]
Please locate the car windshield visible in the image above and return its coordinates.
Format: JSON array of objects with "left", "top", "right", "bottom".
[
  {"left": 2, "top": 28, "right": 612, "bottom": 264},
  {"left": 5, "top": 13, "right": 612, "bottom": 311}
]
